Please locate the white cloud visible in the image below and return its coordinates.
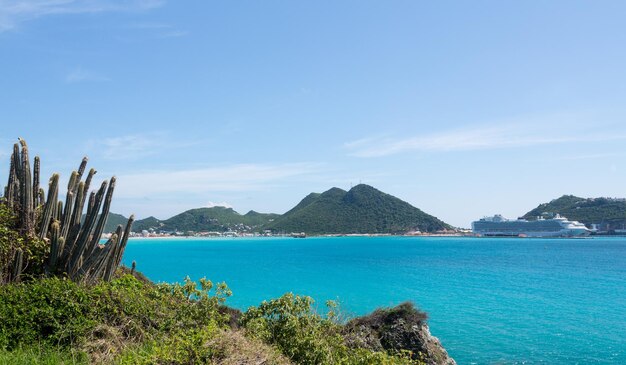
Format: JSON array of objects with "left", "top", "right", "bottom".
[
  {"left": 114, "top": 163, "right": 322, "bottom": 198},
  {"left": 556, "top": 152, "right": 621, "bottom": 161},
  {"left": 345, "top": 114, "right": 626, "bottom": 157},
  {"left": 206, "top": 201, "right": 233, "bottom": 209},
  {"left": 86, "top": 132, "right": 208, "bottom": 161},
  {"left": 99, "top": 134, "right": 160, "bottom": 160},
  {"left": 0, "top": 0, "right": 164, "bottom": 32},
  {"left": 65, "top": 67, "right": 109, "bottom": 83}
]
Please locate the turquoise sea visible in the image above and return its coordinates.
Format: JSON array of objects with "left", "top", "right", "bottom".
[{"left": 121, "top": 236, "right": 626, "bottom": 364}]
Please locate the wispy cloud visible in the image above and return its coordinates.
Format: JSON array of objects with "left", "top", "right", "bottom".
[
  {"left": 556, "top": 152, "right": 621, "bottom": 161},
  {"left": 85, "top": 132, "right": 208, "bottom": 162},
  {"left": 345, "top": 114, "right": 626, "bottom": 157},
  {"left": 114, "top": 163, "right": 322, "bottom": 198},
  {"left": 65, "top": 67, "right": 109, "bottom": 83},
  {"left": 0, "top": 0, "right": 164, "bottom": 32},
  {"left": 98, "top": 134, "right": 161, "bottom": 160},
  {"left": 206, "top": 201, "right": 233, "bottom": 209}
]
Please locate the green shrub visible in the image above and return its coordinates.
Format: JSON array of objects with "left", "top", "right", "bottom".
[
  {"left": 0, "top": 269, "right": 423, "bottom": 364},
  {"left": 0, "top": 203, "right": 49, "bottom": 283},
  {"left": 241, "top": 293, "right": 421, "bottom": 365},
  {"left": 0, "top": 273, "right": 232, "bottom": 354},
  {"left": 117, "top": 325, "right": 219, "bottom": 365},
  {"left": 0, "top": 277, "right": 94, "bottom": 349}
]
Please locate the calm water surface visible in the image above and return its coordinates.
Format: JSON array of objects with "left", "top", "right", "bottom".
[{"left": 121, "top": 236, "right": 626, "bottom": 364}]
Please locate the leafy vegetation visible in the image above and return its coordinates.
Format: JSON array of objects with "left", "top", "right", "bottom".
[
  {"left": 523, "top": 195, "right": 626, "bottom": 229},
  {"left": 0, "top": 272, "right": 426, "bottom": 364},
  {"left": 267, "top": 184, "right": 451, "bottom": 234},
  {"left": 242, "top": 293, "right": 418, "bottom": 365},
  {"left": 0, "top": 204, "right": 50, "bottom": 283}
]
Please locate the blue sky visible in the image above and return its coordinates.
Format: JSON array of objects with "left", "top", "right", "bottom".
[{"left": 1, "top": 1, "right": 625, "bottom": 227}]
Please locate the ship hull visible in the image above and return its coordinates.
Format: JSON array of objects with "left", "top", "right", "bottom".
[
  {"left": 478, "top": 229, "right": 590, "bottom": 238},
  {"left": 472, "top": 215, "right": 590, "bottom": 238}
]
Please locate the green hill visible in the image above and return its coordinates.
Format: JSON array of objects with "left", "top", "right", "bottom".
[
  {"left": 266, "top": 184, "right": 451, "bottom": 234},
  {"left": 132, "top": 216, "right": 162, "bottom": 232},
  {"left": 103, "top": 185, "right": 451, "bottom": 235},
  {"left": 103, "top": 212, "right": 130, "bottom": 233},
  {"left": 82, "top": 212, "right": 129, "bottom": 234},
  {"left": 157, "top": 207, "right": 279, "bottom": 233},
  {"left": 523, "top": 195, "right": 626, "bottom": 229},
  {"left": 102, "top": 208, "right": 278, "bottom": 233}
]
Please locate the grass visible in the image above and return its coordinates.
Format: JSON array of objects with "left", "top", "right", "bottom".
[{"left": 0, "top": 345, "right": 87, "bottom": 365}]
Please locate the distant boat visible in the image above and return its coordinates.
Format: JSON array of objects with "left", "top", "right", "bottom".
[
  {"left": 290, "top": 232, "right": 306, "bottom": 238},
  {"left": 472, "top": 214, "right": 590, "bottom": 238}
]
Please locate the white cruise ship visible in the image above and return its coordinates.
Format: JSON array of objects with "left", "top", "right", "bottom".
[{"left": 472, "top": 214, "right": 590, "bottom": 238}]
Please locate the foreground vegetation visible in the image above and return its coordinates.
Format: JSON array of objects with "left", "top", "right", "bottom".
[{"left": 0, "top": 272, "right": 427, "bottom": 364}]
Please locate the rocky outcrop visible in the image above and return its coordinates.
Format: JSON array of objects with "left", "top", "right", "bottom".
[{"left": 344, "top": 302, "right": 456, "bottom": 365}]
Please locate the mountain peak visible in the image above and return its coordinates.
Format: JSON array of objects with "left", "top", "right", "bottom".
[{"left": 267, "top": 184, "right": 450, "bottom": 234}]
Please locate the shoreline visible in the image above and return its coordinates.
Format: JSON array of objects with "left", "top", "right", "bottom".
[{"left": 126, "top": 233, "right": 472, "bottom": 240}]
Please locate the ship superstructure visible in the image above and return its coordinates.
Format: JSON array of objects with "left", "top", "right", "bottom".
[{"left": 472, "top": 214, "right": 590, "bottom": 237}]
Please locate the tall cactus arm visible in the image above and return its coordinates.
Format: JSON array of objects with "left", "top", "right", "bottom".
[
  {"left": 38, "top": 174, "right": 59, "bottom": 239},
  {"left": 33, "top": 156, "right": 40, "bottom": 207},
  {"left": 87, "top": 177, "right": 116, "bottom": 256},
  {"left": 66, "top": 181, "right": 86, "bottom": 245},
  {"left": 47, "top": 221, "right": 62, "bottom": 273},
  {"left": 19, "top": 139, "right": 34, "bottom": 234},
  {"left": 60, "top": 191, "right": 75, "bottom": 240},
  {"left": 12, "top": 248, "right": 24, "bottom": 283},
  {"left": 84, "top": 168, "right": 96, "bottom": 193},
  {"left": 71, "top": 157, "right": 89, "bottom": 192},
  {"left": 55, "top": 201, "right": 63, "bottom": 222},
  {"left": 11, "top": 143, "right": 21, "bottom": 184},
  {"left": 67, "top": 181, "right": 107, "bottom": 275},
  {"left": 5, "top": 146, "right": 17, "bottom": 208},
  {"left": 104, "top": 214, "right": 135, "bottom": 281},
  {"left": 38, "top": 188, "right": 45, "bottom": 207}
]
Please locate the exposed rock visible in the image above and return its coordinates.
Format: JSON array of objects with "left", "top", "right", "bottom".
[{"left": 344, "top": 302, "right": 456, "bottom": 365}]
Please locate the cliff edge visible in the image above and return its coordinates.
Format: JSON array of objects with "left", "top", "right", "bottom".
[{"left": 344, "top": 302, "right": 456, "bottom": 365}]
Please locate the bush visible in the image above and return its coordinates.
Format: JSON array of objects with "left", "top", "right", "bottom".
[
  {"left": 117, "top": 325, "right": 220, "bottom": 365},
  {"left": 0, "top": 203, "right": 49, "bottom": 283},
  {"left": 241, "top": 293, "right": 421, "bottom": 365},
  {"left": 0, "top": 270, "right": 425, "bottom": 364},
  {"left": 0, "top": 274, "right": 233, "bottom": 353},
  {"left": 0, "top": 277, "right": 94, "bottom": 349}
]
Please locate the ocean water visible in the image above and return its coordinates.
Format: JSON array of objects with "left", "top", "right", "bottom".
[{"left": 121, "top": 236, "right": 626, "bottom": 364}]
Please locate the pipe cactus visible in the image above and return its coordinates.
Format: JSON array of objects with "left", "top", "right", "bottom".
[
  {"left": 12, "top": 248, "right": 24, "bottom": 283},
  {"left": 1, "top": 138, "right": 134, "bottom": 284},
  {"left": 38, "top": 174, "right": 59, "bottom": 239},
  {"left": 33, "top": 156, "right": 40, "bottom": 207}
]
